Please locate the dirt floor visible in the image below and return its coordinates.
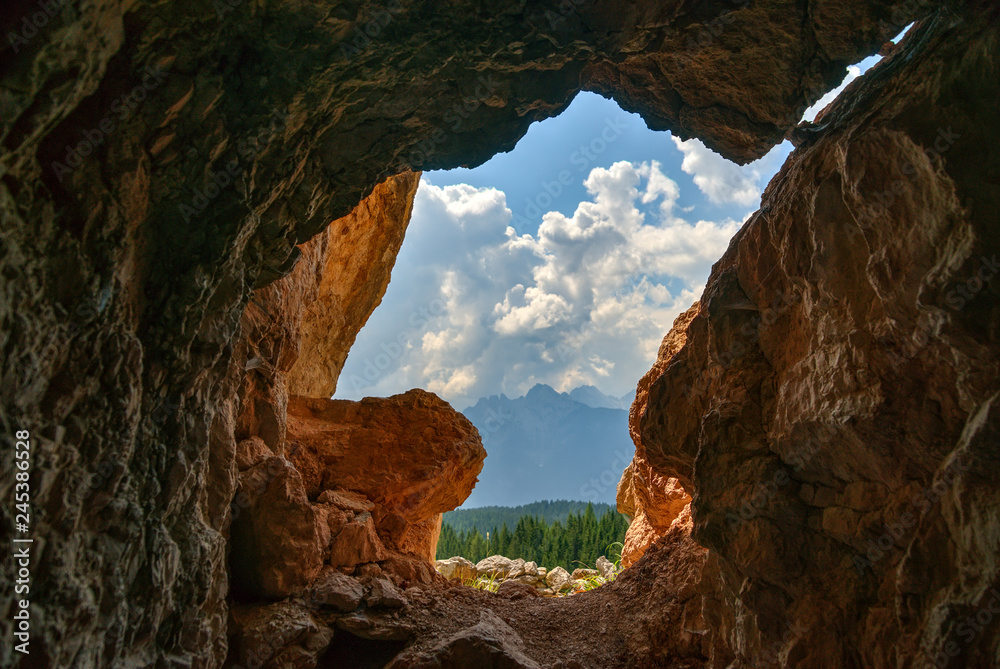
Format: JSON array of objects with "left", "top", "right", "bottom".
[{"left": 311, "top": 527, "right": 710, "bottom": 669}]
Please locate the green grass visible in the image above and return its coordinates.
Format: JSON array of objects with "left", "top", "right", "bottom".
[{"left": 462, "top": 572, "right": 501, "bottom": 593}]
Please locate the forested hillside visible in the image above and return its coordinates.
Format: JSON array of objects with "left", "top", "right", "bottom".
[
  {"left": 436, "top": 502, "right": 628, "bottom": 570},
  {"left": 441, "top": 500, "right": 616, "bottom": 533}
]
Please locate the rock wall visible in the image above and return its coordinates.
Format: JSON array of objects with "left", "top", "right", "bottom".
[
  {"left": 617, "top": 303, "right": 699, "bottom": 567},
  {"left": 235, "top": 171, "right": 419, "bottom": 457},
  {"left": 624, "top": 8, "right": 1000, "bottom": 667},
  {"left": 0, "top": 0, "right": 981, "bottom": 666},
  {"left": 230, "top": 388, "right": 484, "bottom": 601},
  {"left": 286, "top": 173, "right": 420, "bottom": 398}
]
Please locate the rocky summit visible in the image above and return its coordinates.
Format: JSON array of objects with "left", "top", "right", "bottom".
[{"left": 1, "top": 0, "right": 998, "bottom": 667}]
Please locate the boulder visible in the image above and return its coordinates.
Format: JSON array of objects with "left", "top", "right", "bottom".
[
  {"left": 476, "top": 555, "right": 515, "bottom": 578},
  {"left": 386, "top": 610, "right": 541, "bottom": 669},
  {"left": 380, "top": 554, "right": 437, "bottom": 586},
  {"left": 545, "top": 566, "right": 572, "bottom": 591},
  {"left": 317, "top": 488, "right": 375, "bottom": 513},
  {"left": 286, "top": 390, "right": 485, "bottom": 569},
  {"left": 496, "top": 580, "right": 543, "bottom": 600},
  {"left": 335, "top": 613, "right": 417, "bottom": 642},
  {"left": 435, "top": 556, "right": 477, "bottom": 582},
  {"left": 329, "top": 512, "right": 388, "bottom": 568},
  {"left": 307, "top": 570, "right": 364, "bottom": 612},
  {"left": 570, "top": 568, "right": 600, "bottom": 581},
  {"left": 506, "top": 558, "right": 527, "bottom": 579},
  {"left": 230, "top": 601, "right": 331, "bottom": 669},
  {"left": 236, "top": 436, "right": 272, "bottom": 472}
]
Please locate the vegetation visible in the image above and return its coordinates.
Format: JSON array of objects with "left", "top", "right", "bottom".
[
  {"left": 436, "top": 501, "right": 629, "bottom": 570},
  {"left": 442, "top": 500, "right": 616, "bottom": 533},
  {"left": 463, "top": 573, "right": 502, "bottom": 593}
]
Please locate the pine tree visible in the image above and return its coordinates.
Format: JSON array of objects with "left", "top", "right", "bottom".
[{"left": 439, "top": 508, "right": 630, "bottom": 570}]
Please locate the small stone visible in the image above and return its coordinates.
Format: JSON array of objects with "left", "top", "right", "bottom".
[
  {"left": 336, "top": 613, "right": 415, "bottom": 641},
  {"left": 329, "top": 513, "right": 388, "bottom": 568},
  {"left": 570, "top": 568, "right": 599, "bottom": 580},
  {"left": 596, "top": 556, "right": 616, "bottom": 579},
  {"left": 355, "top": 563, "right": 383, "bottom": 579},
  {"left": 235, "top": 436, "right": 271, "bottom": 471},
  {"left": 822, "top": 506, "right": 861, "bottom": 541},
  {"left": 317, "top": 488, "right": 375, "bottom": 513}
]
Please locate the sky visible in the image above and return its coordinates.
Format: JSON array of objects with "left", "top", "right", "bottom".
[{"left": 335, "top": 55, "right": 883, "bottom": 410}]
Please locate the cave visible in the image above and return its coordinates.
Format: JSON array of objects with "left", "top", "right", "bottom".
[{"left": 1, "top": 0, "right": 998, "bottom": 668}]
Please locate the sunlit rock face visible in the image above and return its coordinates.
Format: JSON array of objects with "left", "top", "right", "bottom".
[
  {"left": 617, "top": 303, "right": 699, "bottom": 567},
  {"left": 627, "top": 11, "right": 1000, "bottom": 667},
  {"left": 285, "top": 172, "right": 420, "bottom": 399},
  {"left": 286, "top": 390, "right": 486, "bottom": 565},
  {"left": 0, "top": 0, "right": 977, "bottom": 665}
]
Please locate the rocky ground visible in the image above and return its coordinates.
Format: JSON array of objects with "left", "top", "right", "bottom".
[{"left": 229, "top": 523, "right": 708, "bottom": 669}]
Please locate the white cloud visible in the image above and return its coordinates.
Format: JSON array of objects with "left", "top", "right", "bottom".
[
  {"left": 802, "top": 65, "right": 862, "bottom": 123},
  {"left": 671, "top": 137, "right": 761, "bottom": 206},
  {"left": 337, "top": 162, "right": 746, "bottom": 408}
]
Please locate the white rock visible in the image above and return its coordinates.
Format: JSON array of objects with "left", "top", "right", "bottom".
[
  {"left": 596, "top": 556, "right": 616, "bottom": 580},
  {"left": 476, "top": 555, "right": 515, "bottom": 578},
  {"left": 435, "top": 556, "right": 476, "bottom": 582},
  {"left": 545, "top": 566, "right": 572, "bottom": 591},
  {"left": 523, "top": 561, "right": 538, "bottom": 577}
]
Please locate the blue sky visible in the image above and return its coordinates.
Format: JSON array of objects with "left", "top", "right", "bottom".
[{"left": 336, "top": 55, "right": 883, "bottom": 409}]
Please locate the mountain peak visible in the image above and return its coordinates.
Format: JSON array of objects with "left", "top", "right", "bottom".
[
  {"left": 568, "top": 385, "right": 625, "bottom": 409},
  {"left": 525, "top": 383, "right": 560, "bottom": 400}
]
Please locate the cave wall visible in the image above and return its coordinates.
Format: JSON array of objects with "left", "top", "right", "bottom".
[
  {"left": 627, "top": 9, "right": 1000, "bottom": 667},
  {"left": 0, "top": 0, "right": 967, "bottom": 666}
]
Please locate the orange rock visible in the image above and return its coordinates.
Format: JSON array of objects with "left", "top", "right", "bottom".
[
  {"left": 617, "top": 305, "right": 697, "bottom": 566},
  {"left": 286, "top": 172, "right": 420, "bottom": 398},
  {"left": 235, "top": 171, "right": 420, "bottom": 454},
  {"left": 286, "top": 389, "right": 485, "bottom": 567},
  {"left": 328, "top": 513, "right": 389, "bottom": 567},
  {"left": 617, "top": 461, "right": 690, "bottom": 568}
]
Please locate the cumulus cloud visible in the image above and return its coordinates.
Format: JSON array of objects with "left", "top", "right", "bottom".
[
  {"left": 337, "top": 161, "right": 744, "bottom": 408},
  {"left": 671, "top": 137, "right": 761, "bottom": 206}
]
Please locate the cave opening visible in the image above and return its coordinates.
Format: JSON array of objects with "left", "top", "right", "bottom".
[
  {"left": 8, "top": 0, "right": 987, "bottom": 665},
  {"left": 331, "top": 62, "right": 879, "bottom": 575}
]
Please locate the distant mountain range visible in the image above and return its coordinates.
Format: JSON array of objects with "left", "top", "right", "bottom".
[{"left": 459, "top": 384, "right": 636, "bottom": 507}]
